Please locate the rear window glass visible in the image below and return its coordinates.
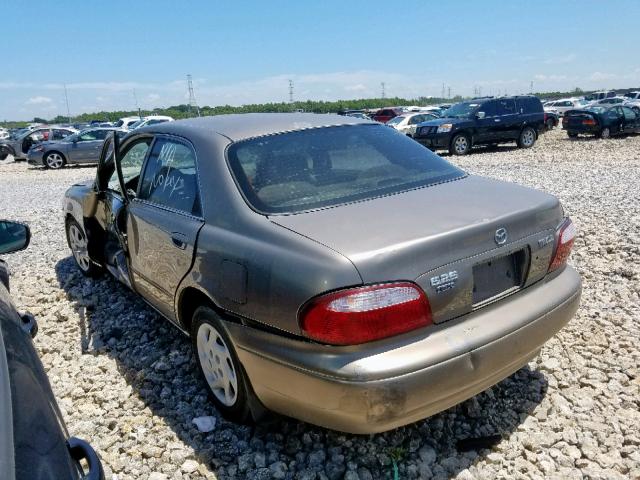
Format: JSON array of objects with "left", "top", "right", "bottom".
[{"left": 227, "top": 124, "right": 465, "bottom": 214}]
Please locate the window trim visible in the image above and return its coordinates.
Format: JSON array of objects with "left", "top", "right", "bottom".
[
  {"left": 135, "top": 134, "right": 204, "bottom": 219},
  {"left": 105, "top": 134, "right": 155, "bottom": 196}
]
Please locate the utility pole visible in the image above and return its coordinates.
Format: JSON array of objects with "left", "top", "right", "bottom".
[
  {"left": 187, "top": 74, "right": 200, "bottom": 117},
  {"left": 478, "top": 86, "right": 482, "bottom": 97},
  {"left": 530, "top": 81, "right": 534, "bottom": 94},
  {"left": 447, "top": 86, "right": 451, "bottom": 99},
  {"left": 441, "top": 83, "right": 445, "bottom": 100},
  {"left": 133, "top": 89, "right": 142, "bottom": 118},
  {"left": 288, "top": 79, "right": 294, "bottom": 104},
  {"left": 381, "top": 82, "right": 386, "bottom": 99},
  {"left": 63, "top": 84, "right": 71, "bottom": 123}
]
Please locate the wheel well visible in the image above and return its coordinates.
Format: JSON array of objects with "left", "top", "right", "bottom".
[{"left": 178, "top": 287, "right": 225, "bottom": 334}]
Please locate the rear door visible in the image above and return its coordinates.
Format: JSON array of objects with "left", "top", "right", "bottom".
[
  {"left": 621, "top": 106, "right": 639, "bottom": 132},
  {"left": 123, "top": 136, "right": 204, "bottom": 320}
]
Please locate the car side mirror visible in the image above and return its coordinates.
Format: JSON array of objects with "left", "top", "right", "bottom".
[
  {"left": 476, "top": 111, "right": 486, "bottom": 119},
  {"left": 0, "top": 221, "right": 30, "bottom": 255}
]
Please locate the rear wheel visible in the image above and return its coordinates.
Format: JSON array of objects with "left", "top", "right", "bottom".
[
  {"left": 517, "top": 126, "right": 536, "bottom": 148},
  {"left": 567, "top": 132, "right": 578, "bottom": 138},
  {"left": 546, "top": 118, "right": 555, "bottom": 130},
  {"left": 599, "top": 127, "right": 611, "bottom": 139},
  {"left": 44, "top": 151, "right": 66, "bottom": 169},
  {"left": 449, "top": 133, "right": 471, "bottom": 155},
  {"left": 66, "top": 219, "right": 102, "bottom": 277},
  {"left": 0, "top": 146, "right": 9, "bottom": 161},
  {"left": 192, "top": 306, "right": 254, "bottom": 423}
]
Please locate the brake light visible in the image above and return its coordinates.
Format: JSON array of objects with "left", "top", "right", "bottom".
[
  {"left": 582, "top": 118, "right": 597, "bottom": 126},
  {"left": 549, "top": 218, "right": 576, "bottom": 272},
  {"left": 299, "top": 282, "right": 432, "bottom": 345}
]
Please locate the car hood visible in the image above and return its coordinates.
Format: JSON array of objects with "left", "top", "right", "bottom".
[{"left": 270, "top": 175, "right": 562, "bottom": 283}]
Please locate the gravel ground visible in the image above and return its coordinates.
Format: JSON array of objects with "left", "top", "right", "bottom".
[{"left": 1, "top": 127, "right": 639, "bottom": 480}]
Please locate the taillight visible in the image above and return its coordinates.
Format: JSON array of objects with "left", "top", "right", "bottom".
[
  {"left": 582, "top": 118, "right": 597, "bottom": 126},
  {"left": 549, "top": 218, "right": 576, "bottom": 272},
  {"left": 299, "top": 282, "right": 432, "bottom": 345}
]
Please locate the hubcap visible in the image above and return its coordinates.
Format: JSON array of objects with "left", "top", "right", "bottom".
[
  {"left": 68, "top": 224, "right": 90, "bottom": 271},
  {"left": 454, "top": 136, "right": 468, "bottom": 154},
  {"left": 197, "top": 323, "right": 238, "bottom": 407},
  {"left": 522, "top": 129, "right": 535, "bottom": 146},
  {"left": 46, "top": 153, "right": 63, "bottom": 168}
]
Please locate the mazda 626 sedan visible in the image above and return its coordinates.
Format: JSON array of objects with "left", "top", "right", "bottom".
[{"left": 62, "top": 114, "right": 581, "bottom": 434}]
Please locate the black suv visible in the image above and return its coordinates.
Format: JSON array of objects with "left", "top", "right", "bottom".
[{"left": 414, "top": 96, "right": 544, "bottom": 155}]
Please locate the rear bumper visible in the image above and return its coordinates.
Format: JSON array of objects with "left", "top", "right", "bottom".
[
  {"left": 563, "top": 124, "right": 600, "bottom": 134},
  {"left": 26, "top": 153, "right": 42, "bottom": 165},
  {"left": 227, "top": 266, "right": 581, "bottom": 434}
]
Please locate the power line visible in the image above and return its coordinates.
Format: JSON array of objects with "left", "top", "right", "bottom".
[
  {"left": 187, "top": 74, "right": 200, "bottom": 117},
  {"left": 63, "top": 84, "right": 71, "bottom": 123}
]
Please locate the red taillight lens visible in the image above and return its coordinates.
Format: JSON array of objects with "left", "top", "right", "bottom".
[
  {"left": 582, "top": 118, "right": 596, "bottom": 126},
  {"left": 549, "top": 218, "right": 576, "bottom": 272},
  {"left": 299, "top": 282, "right": 432, "bottom": 345}
]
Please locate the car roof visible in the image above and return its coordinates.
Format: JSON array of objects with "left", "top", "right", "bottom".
[{"left": 142, "top": 113, "right": 373, "bottom": 142}]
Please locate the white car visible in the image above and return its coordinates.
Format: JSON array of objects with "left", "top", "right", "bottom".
[
  {"left": 585, "top": 90, "right": 617, "bottom": 102},
  {"left": 386, "top": 112, "right": 439, "bottom": 137},
  {"left": 0, "top": 128, "right": 9, "bottom": 140},
  {"left": 588, "top": 97, "right": 626, "bottom": 107},
  {"left": 113, "top": 116, "right": 143, "bottom": 130},
  {"left": 543, "top": 98, "right": 587, "bottom": 116},
  {"left": 129, "top": 115, "right": 175, "bottom": 130}
]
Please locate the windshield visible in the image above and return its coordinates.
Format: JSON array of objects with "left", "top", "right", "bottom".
[
  {"left": 386, "top": 116, "right": 405, "bottom": 125},
  {"left": 129, "top": 120, "right": 144, "bottom": 129},
  {"left": 227, "top": 124, "right": 465, "bottom": 214},
  {"left": 442, "top": 102, "right": 479, "bottom": 118}
]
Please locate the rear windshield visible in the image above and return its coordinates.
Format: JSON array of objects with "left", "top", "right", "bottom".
[{"left": 227, "top": 124, "right": 465, "bottom": 214}]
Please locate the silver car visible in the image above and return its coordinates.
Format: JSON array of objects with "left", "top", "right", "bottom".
[
  {"left": 27, "top": 127, "right": 127, "bottom": 169},
  {"left": 0, "top": 126, "right": 77, "bottom": 161},
  {"left": 63, "top": 114, "right": 581, "bottom": 433}
]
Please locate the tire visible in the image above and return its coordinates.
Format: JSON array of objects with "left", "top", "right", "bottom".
[
  {"left": 65, "top": 218, "right": 102, "bottom": 277},
  {"left": 599, "top": 127, "right": 611, "bottom": 139},
  {"left": 192, "top": 306, "right": 253, "bottom": 423},
  {"left": 449, "top": 133, "right": 471, "bottom": 155},
  {"left": 44, "top": 151, "right": 66, "bottom": 169},
  {"left": 0, "top": 146, "right": 9, "bottom": 161},
  {"left": 517, "top": 126, "right": 537, "bottom": 148},
  {"left": 567, "top": 132, "right": 578, "bottom": 138},
  {"left": 546, "top": 118, "right": 555, "bottom": 130}
]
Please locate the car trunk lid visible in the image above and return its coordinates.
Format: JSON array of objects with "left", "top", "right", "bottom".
[{"left": 271, "top": 175, "right": 563, "bottom": 323}]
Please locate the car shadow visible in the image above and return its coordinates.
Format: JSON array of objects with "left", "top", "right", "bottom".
[
  {"left": 439, "top": 144, "right": 520, "bottom": 158},
  {"left": 55, "top": 256, "right": 548, "bottom": 479},
  {"left": 26, "top": 164, "right": 97, "bottom": 171}
]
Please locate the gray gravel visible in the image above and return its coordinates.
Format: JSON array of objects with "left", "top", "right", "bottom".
[{"left": 1, "top": 127, "right": 639, "bottom": 479}]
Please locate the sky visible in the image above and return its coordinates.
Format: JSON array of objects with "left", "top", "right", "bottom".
[{"left": 2, "top": 0, "right": 640, "bottom": 120}]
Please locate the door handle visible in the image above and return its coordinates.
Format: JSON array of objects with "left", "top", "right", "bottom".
[
  {"left": 494, "top": 119, "right": 501, "bottom": 122},
  {"left": 171, "top": 233, "right": 187, "bottom": 250}
]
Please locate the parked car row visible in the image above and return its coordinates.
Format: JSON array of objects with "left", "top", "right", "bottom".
[{"left": 563, "top": 104, "right": 640, "bottom": 138}]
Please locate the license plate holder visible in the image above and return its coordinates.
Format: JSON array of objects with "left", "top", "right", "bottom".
[{"left": 472, "top": 251, "right": 524, "bottom": 306}]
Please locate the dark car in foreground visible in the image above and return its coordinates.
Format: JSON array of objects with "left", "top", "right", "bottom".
[
  {"left": 62, "top": 113, "right": 581, "bottom": 434},
  {"left": 0, "top": 220, "right": 104, "bottom": 480},
  {"left": 414, "top": 96, "right": 545, "bottom": 155},
  {"left": 562, "top": 105, "right": 640, "bottom": 139},
  {"left": 27, "top": 127, "right": 127, "bottom": 169}
]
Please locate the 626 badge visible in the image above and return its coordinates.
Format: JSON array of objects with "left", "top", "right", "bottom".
[{"left": 430, "top": 270, "right": 459, "bottom": 293}]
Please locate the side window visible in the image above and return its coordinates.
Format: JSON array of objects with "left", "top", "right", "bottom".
[
  {"left": 479, "top": 101, "right": 497, "bottom": 117},
  {"left": 93, "top": 130, "right": 109, "bottom": 140},
  {"left": 606, "top": 109, "right": 621, "bottom": 120},
  {"left": 79, "top": 130, "right": 99, "bottom": 141},
  {"left": 622, "top": 107, "right": 636, "bottom": 121},
  {"left": 496, "top": 99, "right": 516, "bottom": 116},
  {"left": 108, "top": 139, "right": 152, "bottom": 193},
  {"left": 138, "top": 139, "right": 201, "bottom": 216},
  {"left": 52, "top": 129, "right": 72, "bottom": 140}
]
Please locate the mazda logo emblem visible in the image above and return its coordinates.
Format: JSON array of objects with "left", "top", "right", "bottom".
[{"left": 495, "top": 227, "right": 508, "bottom": 245}]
